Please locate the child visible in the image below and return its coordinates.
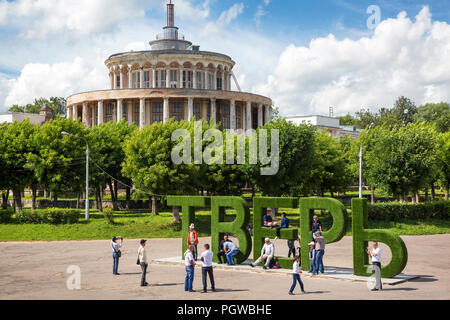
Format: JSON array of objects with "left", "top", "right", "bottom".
[
  {"left": 308, "top": 241, "right": 316, "bottom": 273},
  {"left": 289, "top": 256, "right": 305, "bottom": 295}
]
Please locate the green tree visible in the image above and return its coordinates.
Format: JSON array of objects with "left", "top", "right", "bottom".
[
  {"left": 438, "top": 132, "right": 450, "bottom": 200},
  {"left": 8, "top": 97, "right": 66, "bottom": 116},
  {"left": 414, "top": 102, "right": 450, "bottom": 133},
  {"left": 339, "top": 114, "right": 357, "bottom": 126}
]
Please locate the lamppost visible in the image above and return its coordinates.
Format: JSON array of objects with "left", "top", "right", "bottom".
[
  {"left": 359, "top": 123, "right": 374, "bottom": 199},
  {"left": 61, "top": 131, "right": 90, "bottom": 221}
]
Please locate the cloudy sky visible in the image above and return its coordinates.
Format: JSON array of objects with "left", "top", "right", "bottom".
[{"left": 0, "top": 0, "right": 449, "bottom": 116}]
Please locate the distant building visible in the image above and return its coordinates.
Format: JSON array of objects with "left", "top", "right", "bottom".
[
  {"left": 0, "top": 105, "right": 54, "bottom": 125},
  {"left": 284, "top": 115, "right": 361, "bottom": 139}
]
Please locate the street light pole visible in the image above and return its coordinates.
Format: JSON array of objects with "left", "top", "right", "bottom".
[
  {"left": 61, "top": 131, "right": 89, "bottom": 221},
  {"left": 359, "top": 123, "right": 374, "bottom": 199}
]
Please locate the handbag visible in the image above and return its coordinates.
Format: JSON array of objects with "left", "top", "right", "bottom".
[
  {"left": 117, "top": 250, "right": 122, "bottom": 258},
  {"left": 136, "top": 248, "right": 141, "bottom": 265}
]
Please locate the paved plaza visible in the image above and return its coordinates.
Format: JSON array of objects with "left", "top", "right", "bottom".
[{"left": 0, "top": 235, "right": 448, "bottom": 300}]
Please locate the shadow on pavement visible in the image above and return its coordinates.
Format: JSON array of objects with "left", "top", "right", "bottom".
[
  {"left": 150, "top": 283, "right": 183, "bottom": 287},
  {"left": 214, "top": 288, "right": 249, "bottom": 293},
  {"left": 381, "top": 287, "right": 417, "bottom": 291},
  {"left": 409, "top": 275, "right": 437, "bottom": 283}
]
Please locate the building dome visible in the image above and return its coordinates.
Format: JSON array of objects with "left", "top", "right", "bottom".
[{"left": 66, "top": 0, "right": 272, "bottom": 131}]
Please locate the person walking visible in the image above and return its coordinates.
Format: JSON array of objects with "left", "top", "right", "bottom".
[
  {"left": 311, "top": 215, "right": 323, "bottom": 241},
  {"left": 200, "top": 244, "right": 216, "bottom": 293},
  {"left": 184, "top": 245, "right": 196, "bottom": 292},
  {"left": 110, "top": 236, "right": 123, "bottom": 275},
  {"left": 217, "top": 234, "right": 232, "bottom": 264},
  {"left": 251, "top": 238, "right": 275, "bottom": 269},
  {"left": 223, "top": 240, "right": 239, "bottom": 265},
  {"left": 187, "top": 224, "right": 199, "bottom": 261},
  {"left": 367, "top": 241, "right": 382, "bottom": 291},
  {"left": 138, "top": 239, "right": 149, "bottom": 287},
  {"left": 289, "top": 256, "right": 305, "bottom": 295},
  {"left": 308, "top": 241, "right": 316, "bottom": 273},
  {"left": 313, "top": 231, "right": 326, "bottom": 275},
  {"left": 275, "top": 212, "right": 289, "bottom": 239}
]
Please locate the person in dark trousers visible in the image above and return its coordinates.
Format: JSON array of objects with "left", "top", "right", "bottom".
[
  {"left": 263, "top": 210, "right": 278, "bottom": 228},
  {"left": 200, "top": 244, "right": 216, "bottom": 293},
  {"left": 289, "top": 256, "right": 305, "bottom": 295},
  {"left": 367, "top": 241, "right": 382, "bottom": 291},
  {"left": 308, "top": 241, "right": 316, "bottom": 273},
  {"left": 217, "top": 234, "right": 232, "bottom": 264},
  {"left": 275, "top": 212, "right": 289, "bottom": 239},
  {"left": 287, "top": 239, "right": 296, "bottom": 257},
  {"left": 137, "top": 239, "right": 149, "bottom": 287},
  {"left": 311, "top": 215, "right": 322, "bottom": 241},
  {"left": 110, "top": 236, "right": 123, "bottom": 275}
]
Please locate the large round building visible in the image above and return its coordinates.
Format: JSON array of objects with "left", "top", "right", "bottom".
[{"left": 66, "top": 1, "right": 272, "bottom": 131}]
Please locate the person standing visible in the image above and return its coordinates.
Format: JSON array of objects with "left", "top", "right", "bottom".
[
  {"left": 223, "top": 240, "right": 239, "bottom": 265},
  {"left": 367, "top": 241, "right": 382, "bottom": 291},
  {"left": 311, "top": 215, "right": 322, "bottom": 241},
  {"left": 287, "top": 239, "right": 296, "bottom": 257},
  {"left": 217, "top": 234, "right": 232, "bottom": 264},
  {"left": 308, "top": 241, "right": 316, "bottom": 273},
  {"left": 313, "top": 231, "right": 326, "bottom": 275},
  {"left": 275, "top": 212, "right": 289, "bottom": 239},
  {"left": 138, "top": 239, "right": 149, "bottom": 287},
  {"left": 200, "top": 244, "right": 216, "bottom": 293},
  {"left": 187, "top": 224, "right": 199, "bottom": 261},
  {"left": 110, "top": 236, "right": 123, "bottom": 275},
  {"left": 251, "top": 238, "right": 275, "bottom": 270},
  {"left": 184, "top": 245, "right": 196, "bottom": 292},
  {"left": 289, "top": 256, "right": 305, "bottom": 295}
]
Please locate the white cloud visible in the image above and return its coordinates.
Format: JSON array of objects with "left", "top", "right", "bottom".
[
  {"left": 255, "top": 0, "right": 271, "bottom": 27},
  {"left": 218, "top": 3, "right": 244, "bottom": 26},
  {"left": 172, "top": 0, "right": 211, "bottom": 22},
  {"left": 0, "top": 0, "right": 150, "bottom": 38},
  {"left": 256, "top": 6, "right": 450, "bottom": 116},
  {"left": 3, "top": 54, "right": 108, "bottom": 108}
]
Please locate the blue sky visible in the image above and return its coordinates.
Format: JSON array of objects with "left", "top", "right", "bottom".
[{"left": 0, "top": 0, "right": 449, "bottom": 115}]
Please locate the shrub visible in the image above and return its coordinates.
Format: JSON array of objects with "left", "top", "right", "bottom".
[
  {"left": 103, "top": 208, "right": 115, "bottom": 224},
  {"left": 15, "top": 209, "right": 81, "bottom": 224},
  {"left": 0, "top": 208, "right": 14, "bottom": 223},
  {"left": 368, "top": 200, "right": 450, "bottom": 221}
]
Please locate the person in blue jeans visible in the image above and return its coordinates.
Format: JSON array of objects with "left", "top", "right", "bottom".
[
  {"left": 184, "top": 245, "right": 196, "bottom": 292},
  {"left": 311, "top": 215, "right": 322, "bottom": 241},
  {"left": 110, "top": 236, "right": 123, "bottom": 275},
  {"left": 289, "top": 256, "right": 305, "bottom": 295},
  {"left": 308, "top": 241, "right": 316, "bottom": 273},
  {"left": 223, "top": 240, "right": 239, "bottom": 265},
  {"left": 313, "top": 231, "right": 326, "bottom": 275}
]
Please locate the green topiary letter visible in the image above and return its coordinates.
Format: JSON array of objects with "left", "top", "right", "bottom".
[
  {"left": 166, "top": 196, "right": 210, "bottom": 259},
  {"left": 253, "top": 197, "right": 299, "bottom": 269},
  {"left": 211, "top": 197, "right": 251, "bottom": 264},
  {"left": 300, "top": 197, "right": 348, "bottom": 271},
  {"left": 352, "top": 198, "right": 408, "bottom": 278}
]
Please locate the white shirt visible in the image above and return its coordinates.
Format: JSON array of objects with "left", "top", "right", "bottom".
[
  {"left": 200, "top": 250, "right": 213, "bottom": 267},
  {"left": 293, "top": 261, "right": 301, "bottom": 274},
  {"left": 111, "top": 241, "right": 122, "bottom": 253},
  {"left": 185, "top": 250, "right": 195, "bottom": 266},
  {"left": 371, "top": 247, "right": 381, "bottom": 263},
  {"left": 189, "top": 231, "right": 195, "bottom": 244},
  {"left": 261, "top": 242, "right": 274, "bottom": 257},
  {"left": 138, "top": 245, "right": 148, "bottom": 264}
]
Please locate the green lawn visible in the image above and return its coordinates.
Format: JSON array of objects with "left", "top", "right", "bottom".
[{"left": 0, "top": 208, "right": 449, "bottom": 241}]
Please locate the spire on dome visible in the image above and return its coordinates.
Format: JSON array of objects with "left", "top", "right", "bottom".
[{"left": 167, "top": 0, "right": 175, "bottom": 27}]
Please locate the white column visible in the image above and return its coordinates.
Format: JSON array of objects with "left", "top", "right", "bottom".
[
  {"left": 230, "top": 99, "right": 236, "bottom": 130},
  {"left": 139, "top": 68, "right": 144, "bottom": 89},
  {"left": 258, "top": 103, "right": 263, "bottom": 127},
  {"left": 119, "top": 67, "right": 124, "bottom": 89},
  {"left": 213, "top": 70, "right": 217, "bottom": 90},
  {"left": 139, "top": 98, "right": 145, "bottom": 128},
  {"left": 97, "top": 101, "right": 103, "bottom": 125},
  {"left": 166, "top": 69, "right": 171, "bottom": 88},
  {"left": 202, "top": 100, "right": 208, "bottom": 120},
  {"left": 109, "top": 72, "right": 113, "bottom": 90},
  {"left": 211, "top": 98, "right": 216, "bottom": 125},
  {"left": 113, "top": 69, "right": 117, "bottom": 90},
  {"left": 204, "top": 71, "right": 208, "bottom": 89},
  {"left": 66, "top": 105, "right": 71, "bottom": 119},
  {"left": 127, "top": 101, "right": 133, "bottom": 125},
  {"left": 193, "top": 69, "right": 197, "bottom": 89},
  {"left": 118, "top": 99, "right": 123, "bottom": 122},
  {"left": 163, "top": 97, "right": 170, "bottom": 123},
  {"left": 222, "top": 72, "right": 225, "bottom": 91},
  {"left": 246, "top": 101, "right": 252, "bottom": 130},
  {"left": 82, "top": 102, "right": 88, "bottom": 126},
  {"left": 128, "top": 65, "right": 132, "bottom": 89},
  {"left": 188, "top": 97, "right": 194, "bottom": 121},
  {"left": 228, "top": 73, "right": 232, "bottom": 91},
  {"left": 264, "top": 105, "right": 270, "bottom": 124},
  {"left": 180, "top": 69, "right": 184, "bottom": 88}
]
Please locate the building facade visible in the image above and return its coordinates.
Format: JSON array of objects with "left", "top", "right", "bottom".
[
  {"left": 285, "top": 115, "right": 361, "bottom": 139},
  {"left": 66, "top": 1, "right": 272, "bottom": 131},
  {"left": 0, "top": 105, "right": 54, "bottom": 125}
]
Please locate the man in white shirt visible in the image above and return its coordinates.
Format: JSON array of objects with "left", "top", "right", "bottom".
[
  {"left": 251, "top": 238, "right": 275, "bottom": 269},
  {"left": 184, "top": 245, "right": 196, "bottom": 292},
  {"left": 367, "top": 241, "right": 382, "bottom": 291},
  {"left": 138, "top": 239, "right": 148, "bottom": 287},
  {"left": 200, "top": 244, "right": 216, "bottom": 293},
  {"left": 110, "top": 236, "right": 123, "bottom": 275}
]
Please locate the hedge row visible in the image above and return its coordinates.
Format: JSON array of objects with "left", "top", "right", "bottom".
[
  {"left": 0, "top": 208, "right": 14, "bottom": 223},
  {"left": 15, "top": 208, "right": 81, "bottom": 224},
  {"left": 367, "top": 200, "right": 450, "bottom": 221}
]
